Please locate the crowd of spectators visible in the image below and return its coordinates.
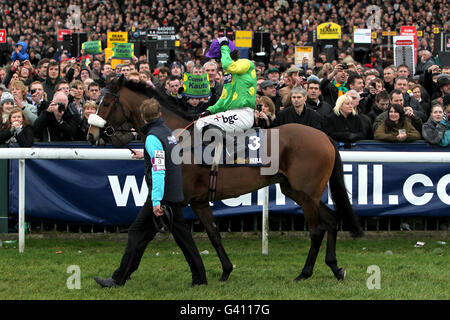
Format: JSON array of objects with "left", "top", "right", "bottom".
[
  {"left": 0, "top": 0, "right": 449, "bottom": 149},
  {"left": 0, "top": 0, "right": 449, "bottom": 233}
]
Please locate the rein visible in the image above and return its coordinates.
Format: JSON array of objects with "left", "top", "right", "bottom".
[{"left": 175, "top": 120, "right": 197, "bottom": 138}]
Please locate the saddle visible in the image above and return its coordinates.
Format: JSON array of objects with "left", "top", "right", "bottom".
[{"left": 192, "top": 126, "right": 266, "bottom": 201}]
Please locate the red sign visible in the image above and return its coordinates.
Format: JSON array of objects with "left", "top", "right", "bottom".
[
  {"left": 400, "top": 26, "right": 418, "bottom": 61},
  {"left": 400, "top": 26, "right": 417, "bottom": 35},
  {"left": 395, "top": 40, "right": 413, "bottom": 46},
  {"left": 0, "top": 29, "right": 6, "bottom": 44},
  {"left": 57, "top": 29, "right": 71, "bottom": 42}
]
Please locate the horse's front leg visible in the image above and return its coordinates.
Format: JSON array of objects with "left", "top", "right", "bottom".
[{"left": 190, "top": 201, "right": 234, "bottom": 281}]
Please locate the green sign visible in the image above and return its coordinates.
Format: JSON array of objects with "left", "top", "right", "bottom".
[
  {"left": 81, "top": 41, "right": 102, "bottom": 54},
  {"left": 182, "top": 73, "right": 211, "bottom": 98},
  {"left": 112, "top": 43, "right": 134, "bottom": 59}
]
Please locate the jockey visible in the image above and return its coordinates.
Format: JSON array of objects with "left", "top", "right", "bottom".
[{"left": 196, "top": 37, "right": 257, "bottom": 134}]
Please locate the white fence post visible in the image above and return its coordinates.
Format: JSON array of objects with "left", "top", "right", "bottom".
[
  {"left": 18, "top": 159, "right": 25, "bottom": 253},
  {"left": 262, "top": 186, "right": 269, "bottom": 255}
]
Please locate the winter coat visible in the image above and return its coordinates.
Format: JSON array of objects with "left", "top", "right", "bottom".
[
  {"left": 271, "top": 105, "right": 324, "bottom": 131},
  {"left": 324, "top": 112, "right": 367, "bottom": 143},
  {"left": 33, "top": 108, "right": 80, "bottom": 142},
  {"left": 422, "top": 117, "right": 446, "bottom": 145},
  {"left": 11, "top": 41, "right": 29, "bottom": 62},
  {"left": 0, "top": 124, "right": 33, "bottom": 147},
  {"left": 438, "top": 118, "right": 450, "bottom": 147},
  {"left": 374, "top": 119, "right": 421, "bottom": 142}
]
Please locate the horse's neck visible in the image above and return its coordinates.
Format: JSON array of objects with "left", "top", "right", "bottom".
[
  {"left": 161, "top": 106, "right": 190, "bottom": 132},
  {"left": 122, "top": 88, "right": 189, "bottom": 137}
]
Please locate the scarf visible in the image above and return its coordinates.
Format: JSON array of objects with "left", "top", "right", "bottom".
[{"left": 334, "top": 80, "right": 348, "bottom": 97}]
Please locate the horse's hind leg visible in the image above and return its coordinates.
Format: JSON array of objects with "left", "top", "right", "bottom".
[
  {"left": 280, "top": 185, "right": 324, "bottom": 281},
  {"left": 295, "top": 225, "right": 325, "bottom": 281},
  {"left": 319, "top": 202, "right": 346, "bottom": 280},
  {"left": 190, "top": 201, "right": 234, "bottom": 281}
]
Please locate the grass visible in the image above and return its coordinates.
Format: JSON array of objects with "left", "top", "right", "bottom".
[{"left": 0, "top": 232, "right": 448, "bottom": 300}]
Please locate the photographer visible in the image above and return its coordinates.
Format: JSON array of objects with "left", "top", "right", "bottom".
[
  {"left": 33, "top": 91, "right": 80, "bottom": 142},
  {"left": 254, "top": 96, "right": 276, "bottom": 129},
  {"left": 320, "top": 63, "right": 349, "bottom": 107},
  {"left": 28, "top": 81, "right": 49, "bottom": 116}
]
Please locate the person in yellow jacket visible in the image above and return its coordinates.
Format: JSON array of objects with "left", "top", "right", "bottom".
[{"left": 196, "top": 37, "right": 257, "bottom": 133}]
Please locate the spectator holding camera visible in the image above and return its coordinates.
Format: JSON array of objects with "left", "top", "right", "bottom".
[
  {"left": 28, "top": 81, "right": 48, "bottom": 116},
  {"left": 374, "top": 104, "right": 421, "bottom": 143},
  {"left": 0, "top": 107, "right": 34, "bottom": 147},
  {"left": 68, "top": 80, "right": 85, "bottom": 116},
  {"left": 373, "top": 90, "right": 424, "bottom": 133},
  {"left": 320, "top": 63, "right": 349, "bottom": 107},
  {"left": 33, "top": 91, "right": 80, "bottom": 142},
  {"left": 254, "top": 96, "right": 276, "bottom": 129}
]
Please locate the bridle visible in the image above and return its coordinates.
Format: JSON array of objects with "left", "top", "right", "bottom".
[{"left": 97, "top": 89, "right": 137, "bottom": 138}]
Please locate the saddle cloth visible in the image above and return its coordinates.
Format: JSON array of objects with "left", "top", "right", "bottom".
[{"left": 197, "top": 128, "right": 266, "bottom": 167}]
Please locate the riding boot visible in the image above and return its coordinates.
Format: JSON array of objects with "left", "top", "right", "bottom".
[{"left": 193, "top": 125, "right": 225, "bottom": 165}]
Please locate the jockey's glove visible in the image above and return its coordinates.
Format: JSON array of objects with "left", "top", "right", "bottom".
[
  {"left": 218, "top": 37, "right": 229, "bottom": 46},
  {"left": 200, "top": 110, "right": 211, "bottom": 118}
]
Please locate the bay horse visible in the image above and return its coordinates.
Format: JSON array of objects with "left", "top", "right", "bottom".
[{"left": 88, "top": 75, "right": 363, "bottom": 282}]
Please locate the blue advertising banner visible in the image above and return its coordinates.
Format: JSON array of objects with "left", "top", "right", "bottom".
[{"left": 8, "top": 142, "right": 450, "bottom": 225}]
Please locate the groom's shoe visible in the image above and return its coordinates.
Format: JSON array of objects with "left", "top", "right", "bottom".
[{"left": 94, "top": 276, "right": 122, "bottom": 288}]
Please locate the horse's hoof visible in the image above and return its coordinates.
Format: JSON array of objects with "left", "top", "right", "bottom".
[
  {"left": 335, "top": 268, "right": 346, "bottom": 280},
  {"left": 294, "top": 273, "right": 311, "bottom": 282},
  {"left": 219, "top": 267, "right": 233, "bottom": 282}
]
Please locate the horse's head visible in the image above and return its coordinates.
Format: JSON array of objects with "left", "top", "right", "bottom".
[{"left": 87, "top": 74, "right": 137, "bottom": 145}]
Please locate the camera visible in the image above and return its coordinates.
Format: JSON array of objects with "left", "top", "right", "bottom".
[
  {"left": 341, "top": 63, "right": 348, "bottom": 70},
  {"left": 256, "top": 104, "right": 262, "bottom": 111},
  {"left": 370, "top": 82, "right": 377, "bottom": 89},
  {"left": 30, "top": 89, "right": 36, "bottom": 95},
  {"left": 57, "top": 102, "right": 66, "bottom": 113}
]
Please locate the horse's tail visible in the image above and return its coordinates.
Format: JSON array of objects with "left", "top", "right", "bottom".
[{"left": 328, "top": 141, "right": 364, "bottom": 238}]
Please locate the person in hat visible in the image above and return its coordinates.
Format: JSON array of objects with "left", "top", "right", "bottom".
[
  {"left": 170, "top": 62, "right": 184, "bottom": 77},
  {"left": 94, "top": 98, "right": 207, "bottom": 288},
  {"left": 266, "top": 67, "right": 280, "bottom": 86},
  {"left": 1, "top": 91, "right": 15, "bottom": 125},
  {"left": 305, "top": 76, "right": 333, "bottom": 118},
  {"left": 11, "top": 41, "right": 29, "bottom": 63},
  {"left": 278, "top": 66, "right": 304, "bottom": 107},
  {"left": 423, "top": 65, "right": 450, "bottom": 101},
  {"left": 196, "top": 37, "right": 257, "bottom": 134},
  {"left": 260, "top": 79, "right": 282, "bottom": 114}
]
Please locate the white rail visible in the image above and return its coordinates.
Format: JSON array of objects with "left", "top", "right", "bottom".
[{"left": 1, "top": 148, "right": 450, "bottom": 253}]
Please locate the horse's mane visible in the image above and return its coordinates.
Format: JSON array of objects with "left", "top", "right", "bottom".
[{"left": 119, "top": 80, "right": 194, "bottom": 122}]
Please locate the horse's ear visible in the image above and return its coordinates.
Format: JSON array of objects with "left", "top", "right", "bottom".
[
  {"left": 117, "top": 73, "right": 125, "bottom": 87},
  {"left": 105, "top": 75, "right": 113, "bottom": 85}
]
